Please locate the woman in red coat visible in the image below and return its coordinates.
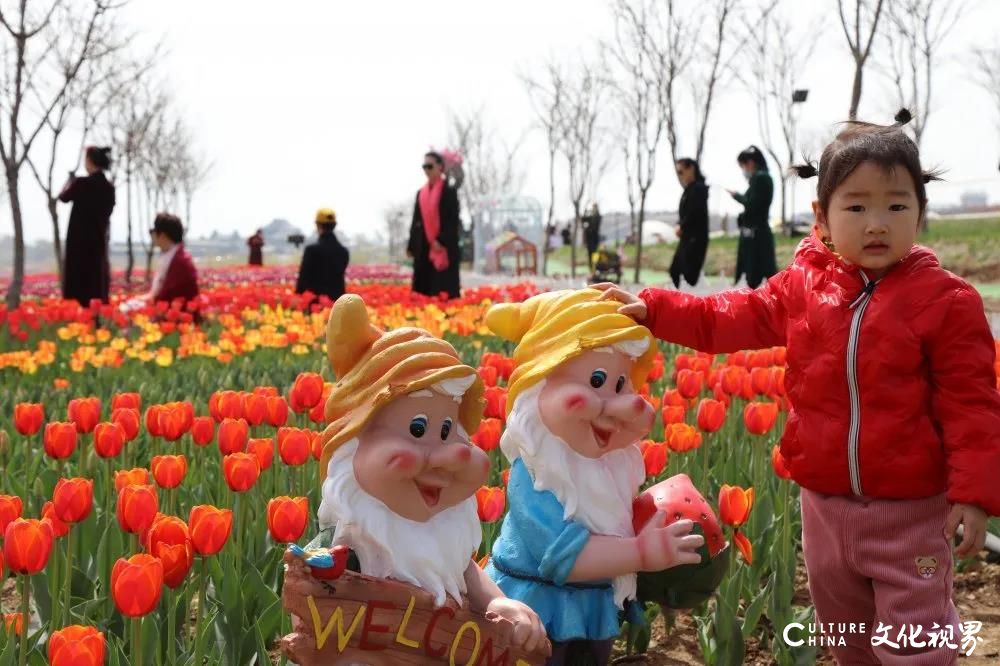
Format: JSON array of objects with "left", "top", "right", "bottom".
[{"left": 59, "top": 146, "right": 115, "bottom": 305}]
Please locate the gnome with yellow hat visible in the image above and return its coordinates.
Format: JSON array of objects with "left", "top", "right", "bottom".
[
  {"left": 483, "top": 289, "right": 706, "bottom": 666},
  {"left": 301, "top": 294, "right": 547, "bottom": 657}
]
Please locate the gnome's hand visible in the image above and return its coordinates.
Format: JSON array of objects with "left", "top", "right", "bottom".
[
  {"left": 485, "top": 597, "right": 549, "bottom": 655},
  {"left": 636, "top": 515, "right": 706, "bottom": 571}
]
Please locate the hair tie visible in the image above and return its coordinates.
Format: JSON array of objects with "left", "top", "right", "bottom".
[
  {"left": 893, "top": 109, "right": 913, "bottom": 126},
  {"left": 790, "top": 164, "right": 818, "bottom": 179}
]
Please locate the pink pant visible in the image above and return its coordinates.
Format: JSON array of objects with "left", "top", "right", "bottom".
[{"left": 800, "top": 489, "right": 961, "bottom": 665}]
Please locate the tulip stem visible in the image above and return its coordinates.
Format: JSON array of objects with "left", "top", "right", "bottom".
[
  {"left": 132, "top": 617, "right": 142, "bottom": 666},
  {"left": 18, "top": 576, "right": 29, "bottom": 666},
  {"left": 193, "top": 558, "right": 208, "bottom": 666},
  {"left": 167, "top": 587, "right": 177, "bottom": 666},
  {"left": 234, "top": 493, "right": 243, "bottom": 583},
  {"left": 62, "top": 527, "right": 74, "bottom": 625}
]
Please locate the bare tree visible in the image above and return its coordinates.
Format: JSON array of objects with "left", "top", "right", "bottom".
[
  {"left": 838, "top": 0, "right": 886, "bottom": 120},
  {"left": 881, "top": 0, "right": 966, "bottom": 147},
  {"left": 0, "top": 0, "right": 119, "bottom": 308},
  {"left": 972, "top": 46, "right": 1000, "bottom": 141},
  {"left": 382, "top": 200, "right": 410, "bottom": 262},
  {"left": 645, "top": 0, "right": 696, "bottom": 165}
]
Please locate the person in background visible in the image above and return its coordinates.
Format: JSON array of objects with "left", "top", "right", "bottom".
[
  {"left": 247, "top": 229, "right": 265, "bottom": 266},
  {"left": 582, "top": 203, "right": 602, "bottom": 270},
  {"left": 407, "top": 151, "right": 461, "bottom": 298},
  {"left": 669, "top": 158, "right": 710, "bottom": 288},
  {"left": 60, "top": 146, "right": 116, "bottom": 306},
  {"left": 295, "top": 208, "right": 350, "bottom": 306},
  {"left": 728, "top": 145, "right": 777, "bottom": 288},
  {"left": 148, "top": 214, "right": 199, "bottom": 304}
]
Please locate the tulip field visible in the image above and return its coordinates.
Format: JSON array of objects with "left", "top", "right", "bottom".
[{"left": 0, "top": 265, "right": 998, "bottom": 665}]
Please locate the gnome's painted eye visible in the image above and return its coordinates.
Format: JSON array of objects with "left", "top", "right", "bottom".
[
  {"left": 409, "top": 415, "right": 428, "bottom": 438},
  {"left": 616, "top": 375, "right": 626, "bottom": 393},
  {"left": 440, "top": 418, "right": 453, "bottom": 440},
  {"left": 590, "top": 369, "right": 607, "bottom": 389}
]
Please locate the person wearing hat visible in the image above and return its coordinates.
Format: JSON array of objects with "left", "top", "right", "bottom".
[
  {"left": 294, "top": 208, "right": 350, "bottom": 308},
  {"left": 483, "top": 289, "right": 705, "bottom": 666},
  {"left": 307, "top": 294, "right": 548, "bottom": 655},
  {"left": 726, "top": 145, "right": 777, "bottom": 288}
]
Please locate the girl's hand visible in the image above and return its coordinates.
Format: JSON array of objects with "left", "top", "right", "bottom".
[
  {"left": 590, "top": 282, "right": 648, "bottom": 322},
  {"left": 945, "top": 503, "right": 988, "bottom": 558}
]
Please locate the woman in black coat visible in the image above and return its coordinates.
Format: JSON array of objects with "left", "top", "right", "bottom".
[
  {"left": 407, "top": 151, "right": 461, "bottom": 299},
  {"left": 669, "top": 158, "right": 710, "bottom": 288},
  {"left": 728, "top": 145, "right": 777, "bottom": 288},
  {"left": 59, "top": 146, "right": 116, "bottom": 305}
]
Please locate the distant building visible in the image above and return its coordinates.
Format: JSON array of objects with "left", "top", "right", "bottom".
[{"left": 960, "top": 191, "right": 988, "bottom": 209}]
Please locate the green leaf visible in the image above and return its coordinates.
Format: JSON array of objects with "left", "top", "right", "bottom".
[{"left": 741, "top": 574, "right": 771, "bottom": 639}]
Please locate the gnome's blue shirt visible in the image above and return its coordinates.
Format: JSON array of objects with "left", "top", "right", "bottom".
[{"left": 486, "top": 458, "right": 640, "bottom": 642}]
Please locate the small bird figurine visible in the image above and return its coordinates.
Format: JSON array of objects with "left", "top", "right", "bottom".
[{"left": 288, "top": 544, "right": 351, "bottom": 580}]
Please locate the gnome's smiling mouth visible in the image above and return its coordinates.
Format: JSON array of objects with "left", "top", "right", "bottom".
[
  {"left": 591, "top": 424, "right": 613, "bottom": 449},
  {"left": 416, "top": 483, "right": 443, "bottom": 507}
]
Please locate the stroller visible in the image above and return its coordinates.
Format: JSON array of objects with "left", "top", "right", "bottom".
[{"left": 589, "top": 246, "right": 623, "bottom": 284}]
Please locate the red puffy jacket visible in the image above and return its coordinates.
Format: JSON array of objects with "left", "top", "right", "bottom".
[{"left": 640, "top": 234, "right": 1000, "bottom": 515}]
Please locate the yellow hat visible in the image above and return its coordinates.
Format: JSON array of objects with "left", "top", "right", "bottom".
[
  {"left": 318, "top": 294, "right": 484, "bottom": 478},
  {"left": 315, "top": 208, "right": 336, "bottom": 224},
  {"left": 486, "top": 289, "right": 656, "bottom": 416}
]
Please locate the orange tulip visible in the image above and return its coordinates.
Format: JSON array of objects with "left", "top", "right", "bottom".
[
  {"left": 151, "top": 455, "right": 188, "bottom": 489},
  {"left": 483, "top": 386, "right": 507, "bottom": 421},
  {"left": 277, "top": 428, "right": 311, "bottom": 466},
  {"left": 248, "top": 438, "right": 275, "bottom": 471},
  {"left": 114, "top": 468, "right": 149, "bottom": 492},
  {"left": 111, "top": 554, "right": 163, "bottom": 617},
  {"left": 145, "top": 405, "right": 165, "bottom": 438},
  {"left": 471, "top": 418, "right": 502, "bottom": 452},
  {"left": 3, "top": 613, "right": 23, "bottom": 635},
  {"left": 48, "top": 624, "right": 106, "bottom": 666},
  {"left": 666, "top": 423, "right": 702, "bottom": 453},
  {"left": 696, "top": 398, "right": 727, "bottom": 433},
  {"left": 117, "top": 485, "right": 159, "bottom": 534},
  {"left": 223, "top": 453, "right": 260, "bottom": 492},
  {"left": 13, "top": 403, "right": 43, "bottom": 436},
  {"left": 308, "top": 383, "right": 331, "bottom": 424},
  {"left": 770, "top": 367, "right": 787, "bottom": 397},
  {"left": 4, "top": 518, "right": 54, "bottom": 574},
  {"left": 41, "top": 501, "right": 69, "bottom": 539},
  {"left": 218, "top": 418, "right": 249, "bottom": 455},
  {"left": 733, "top": 530, "right": 753, "bottom": 565},
  {"left": 52, "top": 477, "right": 94, "bottom": 524},
  {"left": 661, "top": 388, "right": 687, "bottom": 408},
  {"left": 111, "top": 408, "right": 141, "bottom": 441},
  {"left": 640, "top": 440, "right": 669, "bottom": 477},
  {"left": 310, "top": 431, "right": 323, "bottom": 461},
  {"left": 661, "top": 405, "right": 686, "bottom": 426},
  {"left": 718, "top": 485, "right": 754, "bottom": 528},
  {"left": 189, "top": 505, "right": 233, "bottom": 556},
  {"left": 289, "top": 372, "right": 324, "bottom": 412},
  {"left": 478, "top": 365, "right": 499, "bottom": 388},
  {"left": 242, "top": 393, "right": 267, "bottom": 427},
  {"left": 475, "top": 486, "right": 506, "bottom": 523},
  {"left": 771, "top": 445, "right": 792, "bottom": 480},
  {"left": 253, "top": 386, "right": 279, "bottom": 398},
  {"left": 67, "top": 397, "right": 101, "bottom": 433},
  {"left": 44, "top": 422, "right": 77, "bottom": 460},
  {"left": 266, "top": 496, "right": 309, "bottom": 543},
  {"left": 191, "top": 416, "right": 215, "bottom": 447},
  {"left": 743, "top": 401, "right": 779, "bottom": 435},
  {"left": 646, "top": 358, "right": 665, "bottom": 382},
  {"left": 0, "top": 495, "right": 23, "bottom": 534},
  {"left": 265, "top": 396, "right": 289, "bottom": 427},
  {"left": 209, "top": 390, "right": 243, "bottom": 422},
  {"left": 94, "top": 422, "right": 126, "bottom": 458},
  {"left": 112, "top": 393, "right": 141, "bottom": 411},
  {"left": 719, "top": 366, "right": 748, "bottom": 396}
]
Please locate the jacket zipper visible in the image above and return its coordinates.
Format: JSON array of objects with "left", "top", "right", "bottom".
[{"left": 846, "top": 272, "right": 878, "bottom": 495}]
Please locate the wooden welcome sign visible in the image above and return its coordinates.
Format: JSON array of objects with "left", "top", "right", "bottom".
[{"left": 280, "top": 552, "right": 551, "bottom": 666}]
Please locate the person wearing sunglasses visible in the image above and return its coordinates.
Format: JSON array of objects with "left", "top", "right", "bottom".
[
  {"left": 407, "top": 151, "right": 461, "bottom": 299},
  {"left": 669, "top": 158, "right": 710, "bottom": 289}
]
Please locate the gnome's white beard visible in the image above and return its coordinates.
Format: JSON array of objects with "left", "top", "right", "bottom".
[
  {"left": 317, "top": 439, "right": 483, "bottom": 607},
  {"left": 500, "top": 381, "right": 645, "bottom": 608}
]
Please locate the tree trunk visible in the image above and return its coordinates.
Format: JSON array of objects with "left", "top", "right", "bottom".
[
  {"left": 125, "top": 164, "right": 134, "bottom": 284},
  {"left": 570, "top": 202, "right": 581, "bottom": 280},
  {"left": 779, "top": 174, "right": 788, "bottom": 235},
  {"left": 48, "top": 197, "right": 64, "bottom": 283},
  {"left": 5, "top": 169, "right": 25, "bottom": 309},
  {"left": 848, "top": 62, "right": 864, "bottom": 120},
  {"left": 542, "top": 147, "right": 556, "bottom": 277},
  {"left": 633, "top": 190, "right": 647, "bottom": 285}
]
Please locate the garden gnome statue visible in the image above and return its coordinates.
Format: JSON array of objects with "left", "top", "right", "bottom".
[
  {"left": 484, "top": 289, "right": 706, "bottom": 666},
  {"left": 280, "top": 294, "right": 549, "bottom": 666}
]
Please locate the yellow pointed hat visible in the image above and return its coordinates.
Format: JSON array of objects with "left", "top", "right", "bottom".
[
  {"left": 486, "top": 288, "right": 657, "bottom": 415},
  {"left": 318, "top": 294, "right": 484, "bottom": 477}
]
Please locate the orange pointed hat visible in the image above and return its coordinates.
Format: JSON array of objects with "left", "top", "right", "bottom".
[{"left": 318, "top": 294, "right": 484, "bottom": 477}]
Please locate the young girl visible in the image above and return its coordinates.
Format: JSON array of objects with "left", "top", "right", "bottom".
[{"left": 596, "top": 111, "right": 1000, "bottom": 664}]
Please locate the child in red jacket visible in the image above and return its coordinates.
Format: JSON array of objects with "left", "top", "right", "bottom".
[{"left": 596, "top": 111, "right": 1000, "bottom": 664}]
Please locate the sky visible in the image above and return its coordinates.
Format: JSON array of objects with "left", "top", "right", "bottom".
[{"left": 10, "top": 0, "right": 1000, "bottom": 246}]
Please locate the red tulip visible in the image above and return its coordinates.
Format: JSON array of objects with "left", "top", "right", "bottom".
[
  {"left": 112, "top": 392, "right": 141, "bottom": 411},
  {"left": 52, "top": 477, "right": 94, "bottom": 523},
  {"left": 151, "top": 455, "right": 188, "bottom": 489},
  {"left": 646, "top": 358, "right": 665, "bottom": 382},
  {"left": 661, "top": 405, "right": 686, "bottom": 426},
  {"left": 310, "top": 431, "right": 323, "bottom": 461},
  {"left": 719, "top": 485, "right": 754, "bottom": 528},
  {"left": 111, "top": 554, "right": 163, "bottom": 617},
  {"left": 771, "top": 445, "right": 792, "bottom": 480},
  {"left": 145, "top": 405, "right": 165, "bottom": 437},
  {"left": 143, "top": 515, "right": 190, "bottom": 551},
  {"left": 242, "top": 393, "right": 267, "bottom": 427},
  {"left": 223, "top": 453, "right": 260, "bottom": 492},
  {"left": 41, "top": 501, "right": 69, "bottom": 539},
  {"left": 676, "top": 369, "right": 704, "bottom": 399},
  {"left": 248, "top": 438, "right": 275, "bottom": 471},
  {"left": 471, "top": 418, "right": 502, "bottom": 452},
  {"left": 191, "top": 416, "right": 215, "bottom": 446},
  {"left": 266, "top": 496, "right": 309, "bottom": 543},
  {"left": 661, "top": 389, "right": 687, "bottom": 408},
  {"left": 308, "top": 383, "right": 331, "bottom": 424},
  {"left": 733, "top": 530, "right": 753, "bottom": 565},
  {"left": 13, "top": 403, "right": 43, "bottom": 436},
  {"left": 253, "top": 386, "right": 279, "bottom": 398},
  {"left": 44, "top": 422, "right": 78, "bottom": 460},
  {"left": 696, "top": 398, "right": 727, "bottom": 433},
  {"left": 114, "top": 468, "right": 149, "bottom": 492},
  {"left": 117, "top": 485, "right": 159, "bottom": 534},
  {"left": 750, "top": 367, "right": 772, "bottom": 395},
  {"left": 289, "top": 372, "right": 324, "bottom": 412},
  {"left": 189, "top": 505, "right": 233, "bottom": 556},
  {"left": 111, "top": 408, "right": 141, "bottom": 441},
  {"left": 151, "top": 540, "right": 193, "bottom": 589},
  {"left": 265, "top": 396, "right": 289, "bottom": 427},
  {"left": 210, "top": 390, "right": 243, "bottom": 422},
  {"left": 48, "top": 624, "right": 106, "bottom": 666},
  {"left": 94, "top": 422, "right": 126, "bottom": 458},
  {"left": 4, "top": 518, "right": 54, "bottom": 574},
  {"left": 640, "top": 440, "right": 669, "bottom": 477},
  {"left": 67, "top": 397, "right": 101, "bottom": 433},
  {"left": 719, "top": 366, "right": 748, "bottom": 396},
  {"left": 475, "top": 486, "right": 506, "bottom": 523},
  {"left": 277, "top": 428, "right": 311, "bottom": 466},
  {"left": 501, "top": 468, "right": 511, "bottom": 486},
  {"left": 218, "top": 418, "right": 249, "bottom": 455},
  {"left": 743, "top": 401, "right": 779, "bottom": 435},
  {"left": 478, "top": 365, "right": 499, "bottom": 388},
  {"left": 3, "top": 613, "right": 23, "bottom": 636},
  {"left": 157, "top": 403, "right": 190, "bottom": 442},
  {"left": 484, "top": 386, "right": 507, "bottom": 421},
  {"left": 0, "top": 495, "right": 24, "bottom": 534}
]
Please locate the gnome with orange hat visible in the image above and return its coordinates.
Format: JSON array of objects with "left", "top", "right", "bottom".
[
  {"left": 484, "top": 289, "right": 706, "bottom": 666},
  {"left": 310, "top": 294, "right": 547, "bottom": 654}
]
